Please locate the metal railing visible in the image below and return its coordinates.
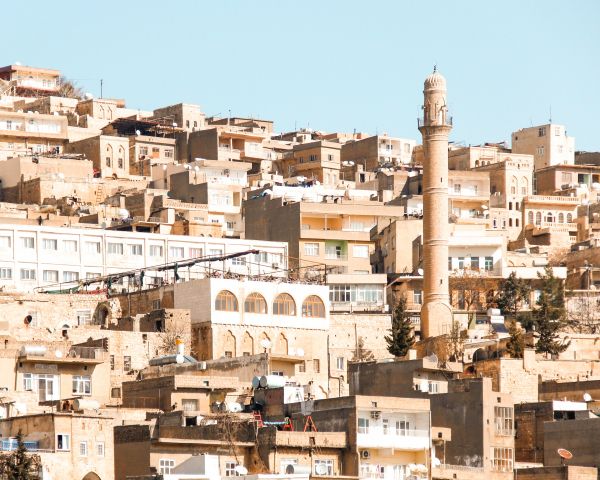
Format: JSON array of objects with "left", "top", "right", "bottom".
[{"left": 417, "top": 116, "right": 453, "bottom": 128}]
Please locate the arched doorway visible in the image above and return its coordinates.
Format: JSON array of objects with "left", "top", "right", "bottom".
[{"left": 82, "top": 472, "right": 101, "bottom": 480}]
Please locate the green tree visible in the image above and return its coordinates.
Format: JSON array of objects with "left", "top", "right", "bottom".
[
  {"left": 506, "top": 320, "right": 525, "bottom": 358},
  {"left": 496, "top": 272, "right": 531, "bottom": 320},
  {"left": 533, "top": 267, "right": 570, "bottom": 356},
  {"left": 385, "top": 296, "right": 415, "bottom": 357},
  {"left": 0, "top": 430, "right": 41, "bottom": 479}
]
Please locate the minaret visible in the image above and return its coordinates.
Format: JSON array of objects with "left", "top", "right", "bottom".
[{"left": 418, "top": 67, "right": 453, "bottom": 338}]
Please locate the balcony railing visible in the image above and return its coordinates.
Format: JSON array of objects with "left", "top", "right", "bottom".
[
  {"left": 357, "top": 429, "right": 429, "bottom": 450},
  {"left": 417, "top": 116, "right": 453, "bottom": 128},
  {"left": 324, "top": 253, "right": 348, "bottom": 261}
]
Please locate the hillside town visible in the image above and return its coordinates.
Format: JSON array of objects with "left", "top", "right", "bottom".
[{"left": 0, "top": 62, "right": 600, "bottom": 480}]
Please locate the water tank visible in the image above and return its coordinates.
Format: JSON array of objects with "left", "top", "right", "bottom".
[
  {"left": 286, "top": 465, "right": 312, "bottom": 475},
  {"left": 259, "top": 375, "right": 286, "bottom": 389},
  {"left": 225, "top": 402, "right": 243, "bottom": 413},
  {"left": 251, "top": 376, "right": 261, "bottom": 389},
  {"left": 21, "top": 345, "right": 47, "bottom": 356},
  {"left": 73, "top": 399, "right": 100, "bottom": 411}
]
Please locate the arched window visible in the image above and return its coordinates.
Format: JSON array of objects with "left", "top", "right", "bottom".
[
  {"left": 558, "top": 213, "right": 564, "bottom": 223},
  {"left": 511, "top": 176, "right": 517, "bottom": 195},
  {"left": 528, "top": 211, "right": 534, "bottom": 225},
  {"left": 545, "top": 213, "right": 554, "bottom": 223},
  {"left": 117, "top": 146, "right": 125, "bottom": 169},
  {"left": 242, "top": 331, "right": 254, "bottom": 356},
  {"left": 275, "top": 332, "right": 288, "bottom": 354},
  {"left": 521, "top": 176, "right": 528, "bottom": 196},
  {"left": 215, "top": 290, "right": 238, "bottom": 311},
  {"left": 273, "top": 293, "right": 296, "bottom": 316},
  {"left": 244, "top": 292, "right": 267, "bottom": 314},
  {"left": 105, "top": 144, "right": 113, "bottom": 167},
  {"left": 567, "top": 213, "right": 573, "bottom": 223},
  {"left": 302, "top": 295, "right": 325, "bottom": 318},
  {"left": 224, "top": 330, "right": 236, "bottom": 358},
  {"left": 509, "top": 202, "right": 513, "bottom": 211},
  {"left": 474, "top": 160, "right": 480, "bottom": 167},
  {"left": 535, "top": 212, "right": 542, "bottom": 225}
]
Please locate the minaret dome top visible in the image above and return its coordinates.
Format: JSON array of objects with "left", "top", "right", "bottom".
[{"left": 424, "top": 67, "right": 447, "bottom": 91}]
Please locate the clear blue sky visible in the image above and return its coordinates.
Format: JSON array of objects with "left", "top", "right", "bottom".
[{"left": 6, "top": 0, "right": 600, "bottom": 149}]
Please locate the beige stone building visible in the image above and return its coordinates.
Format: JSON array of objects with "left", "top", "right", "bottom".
[
  {"left": 341, "top": 133, "right": 416, "bottom": 172},
  {"left": 512, "top": 123, "right": 575, "bottom": 170},
  {"left": 274, "top": 140, "right": 342, "bottom": 185},
  {"left": 0, "top": 64, "right": 60, "bottom": 97},
  {"left": 151, "top": 103, "right": 205, "bottom": 132}
]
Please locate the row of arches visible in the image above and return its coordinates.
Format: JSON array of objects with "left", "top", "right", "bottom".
[
  {"left": 527, "top": 211, "right": 573, "bottom": 226},
  {"left": 223, "top": 330, "right": 288, "bottom": 357},
  {"left": 215, "top": 291, "right": 325, "bottom": 318}
]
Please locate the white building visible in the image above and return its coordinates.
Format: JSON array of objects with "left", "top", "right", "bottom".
[{"left": 0, "top": 224, "right": 288, "bottom": 292}]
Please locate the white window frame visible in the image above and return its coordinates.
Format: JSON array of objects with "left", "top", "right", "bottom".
[
  {"left": 72, "top": 375, "right": 91, "bottom": 395},
  {"left": 20, "top": 237, "right": 35, "bottom": 249},
  {"left": 129, "top": 244, "right": 143, "bottom": 256},
  {"left": 149, "top": 245, "right": 164, "bottom": 257},
  {"left": 96, "top": 441, "right": 105, "bottom": 457},
  {"left": 304, "top": 243, "right": 319, "bottom": 256},
  {"left": 42, "top": 238, "right": 58, "bottom": 250},
  {"left": 159, "top": 459, "right": 175, "bottom": 475},
  {"left": 56, "top": 433, "right": 70, "bottom": 451},
  {"left": 107, "top": 242, "right": 124, "bottom": 255},
  {"left": 352, "top": 245, "right": 369, "bottom": 258},
  {"left": 79, "top": 441, "right": 88, "bottom": 457}
]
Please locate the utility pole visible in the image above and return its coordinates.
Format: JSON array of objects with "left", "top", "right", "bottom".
[{"left": 100, "top": 79, "right": 103, "bottom": 99}]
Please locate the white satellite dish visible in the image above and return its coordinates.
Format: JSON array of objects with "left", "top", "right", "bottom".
[
  {"left": 584, "top": 392, "right": 593, "bottom": 402},
  {"left": 260, "top": 339, "right": 271, "bottom": 350},
  {"left": 14, "top": 61, "right": 21, "bottom": 66},
  {"left": 432, "top": 457, "right": 441, "bottom": 467},
  {"left": 296, "top": 348, "right": 305, "bottom": 357},
  {"left": 315, "top": 464, "right": 328, "bottom": 476},
  {"left": 417, "top": 268, "right": 424, "bottom": 276},
  {"left": 194, "top": 166, "right": 200, "bottom": 172},
  {"left": 175, "top": 354, "right": 184, "bottom": 364},
  {"left": 234, "top": 466, "right": 248, "bottom": 475},
  {"left": 135, "top": 130, "right": 141, "bottom": 136},
  {"left": 54, "top": 350, "right": 63, "bottom": 358},
  {"left": 84, "top": 92, "right": 94, "bottom": 100},
  {"left": 118, "top": 208, "right": 129, "bottom": 219}
]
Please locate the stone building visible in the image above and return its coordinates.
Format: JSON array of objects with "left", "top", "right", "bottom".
[{"left": 511, "top": 123, "right": 574, "bottom": 170}]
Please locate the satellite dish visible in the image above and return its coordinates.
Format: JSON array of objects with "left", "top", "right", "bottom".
[
  {"left": 54, "top": 350, "right": 63, "bottom": 358},
  {"left": 234, "top": 466, "right": 248, "bottom": 475},
  {"left": 175, "top": 354, "right": 184, "bottom": 364},
  {"left": 118, "top": 208, "right": 129, "bottom": 219},
  {"left": 296, "top": 348, "right": 305, "bottom": 357},
  {"left": 558, "top": 448, "right": 573, "bottom": 461},
  {"left": 14, "top": 61, "right": 22, "bottom": 66},
  {"left": 135, "top": 130, "right": 141, "bottom": 136},
  {"left": 417, "top": 268, "right": 424, "bottom": 276},
  {"left": 84, "top": 93, "right": 94, "bottom": 100},
  {"left": 260, "top": 339, "right": 271, "bottom": 350},
  {"left": 315, "top": 464, "right": 328, "bottom": 475},
  {"left": 432, "top": 457, "right": 441, "bottom": 467},
  {"left": 584, "top": 392, "right": 593, "bottom": 402}
]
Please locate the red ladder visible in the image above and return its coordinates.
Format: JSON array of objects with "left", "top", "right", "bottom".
[
  {"left": 303, "top": 415, "right": 317, "bottom": 432},
  {"left": 253, "top": 411, "right": 264, "bottom": 428}
]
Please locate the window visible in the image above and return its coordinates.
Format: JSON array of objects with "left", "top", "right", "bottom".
[
  {"left": 454, "top": 184, "right": 461, "bottom": 193},
  {"left": 164, "top": 149, "right": 174, "bottom": 158},
  {"left": 42, "top": 238, "right": 57, "bottom": 250},
  {"left": 169, "top": 246, "right": 185, "bottom": 258},
  {"left": 159, "top": 459, "right": 176, "bottom": 475},
  {"left": 23, "top": 373, "right": 33, "bottom": 391},
  {"left": 85, "top": 241, "right": 101, "bottom": 254},
  {"left": 567, "top": 213, "right": 573, "bottom": 223},
  {"left": 224, "top": 351, "right": 233, "bottom": 358},
  {"left": 110, "top": 355, "right": 114, "bottom": 370},
  {"left": 86, "top": 272, "right": 101, "bottom": 279},
  {"left": 353, "top": 245, "right": 369, "bottom": 258},
  {"left": 382, "top": 418, "right": 389, "bottom": 434},
  {"left": 413, "top": 290, "right": 422, "bottom": 305},
  {"left": 396, "top": 420, "right": 410, "bottom": 434},
  {"left": 149, "top": 245, "right": 163, "bottom": 256},
  {"left": 96, "top": 442, "right": 105, "bottom": 457},
  {"left": 309, "top": 154, "right": 317, "bottom": 162},
  {"left": 79, "top": 441, "right": 88, "bottom": 457},
  {"left": 298, "top": 361, "right": 306, "bottom": 373},
  {"left": 42, "top": 270, "right": 58, "bottom": 283},
  {"left": 182, "top": 399, "right": 199, "bottom": 412},
  {"left": 302, "top": 296, "right": 325, "bottom": 318},
  {"left": 494, "top": 406, "right": 514, "bottom": 435},
  {"left": 107, "top": 242, "right": 124, "bottom": 255},
  {"left": 215, "top": 290, "right": 239, "bottom": 311},
  {"left": 538, "top": 127, "right": 546, "bottom": 137},
  {"left": 0, "top": 267, "right": 12, "bottom": 280},
  {"left": 63, "top": 271, "right": 79, "bottom": 282},
  {"left": 139, "top": 146, "right": 148, "bottom": 156},
  {"left": 63, "top": 240, "right": 78, "bottom": 252},
  {"left": 211, "top": 248, "right": 225, "bottom": 257},
  {"left": 56, "top": 434, "right": 70, "bottom": 451},
  {"left": 280, "top": 459, "right": 298, "bottom": 474},
  {"left": 484, "top": 257, "right": 494, "bottom": 271},
  {"left": 537, "top": 146, "right": 545, "bottom": 156},
  {"left": 304, "top": 243, "right": 319, "bottom": 256},
  {"left": 313, "top": 359, "right": 320, "bottom": 373},
  {"left": 231, "top": 256, "right": 246, "bottom": 266},
  {"left": 225, "top": 461, "right": 238, "bottom": 477},
  {"left": 20, "top": 269, "right": 36, "bottom": 281},
  {"left": 358, "top": 418, "right": 369, "bottom": 434},
  {"left": 273, "top": 293, "right": 296, "bottom": 316},
  {"left": 448, "top": 257, "right": 452, "bottom": 270},
  {"left": 244, "top": 293, "right": 267, "bottom": 314},
  {"left": 152, "top": 147, "right": 160, "bottom": 158},
  {"left": 129, "top": 244, "right": 143, "bottom": 256},
  {"left": 226, "top": 221, "right": 235, "bottom": 230},
  {"left": 470, "top": 257, "right": 480, "bottom": 270},
  {"left": 20, "top": 237, "right": 34, "bottom": 249},
  {"left": 123, "top": 356, "right": 132, "bottom": 371},
  {"left": 314, "top": 459, "right": 333, "bottom": 476},
  {"left": 111, "top": 387, "right": 121, "bottom": 398},
  {"left": 457, "top": 257, "right": 465, "bottom": 269},
  {"left": 73, "top": 375, "right": 91, "bottom": 395},
  {"left": 330, "top": 284, "right": 351, "bottom": 303},
  {"left": 189, "top": 248, "right": 203, "bottom": 258},
  {"left": 76, "top": 310, "right": 92, "bottom": 325},
  {"left": 325, "top": 244, "right": 343, "bottom": 260},
  {"left": 491, "top": 447, "right": 513, "bottom": 472},
  {"left": 336, "top": 357, "right": 344, "bottom": 370}
]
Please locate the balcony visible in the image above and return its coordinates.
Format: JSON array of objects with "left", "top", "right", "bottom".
[
  {"left": 432, "top": 464, "right": 484, "bottom": 479},
  {"left": 357, "top": 429, "right": 429, "bottom": 450},
  {"left": 300, "top": 228, "right": 370, "bottom": 242},
  {"left": 417, "top": 116, "right": 453, "bottom": 128},
  {"left": 217, "top": 147, "right": 241, "bottom": 160},
  {"left": 525, "top": 194, "right": 581, "bottom": 205},
  {"left": 19, "top": 345, "right": 108, "bottom": 364},
  {"left": 330, "top": 301, "right": 386, "bottom": 313},
  {"left": 324, "top": 253, "right": 348, "bottom": 261}
]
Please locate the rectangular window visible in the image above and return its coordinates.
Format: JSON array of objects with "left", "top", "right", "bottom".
[
  {"left": 226, "top": 221, "right": 235, "bottom": 230},
  {"left": 304, "top": 243, "right": 319, "bottom": 257},
  {"left": 110, "top": 355, "right": 114, "bottom": 371},
  {"left": 413, "top": 290, "right": 422, "bottom": 305},
  {"left": 79, "top": 441, "right": 88, "bottom": 457},
  {"left": 123, "top": 356, "right": 132, "bottom": 371},
  {"left": 189, "top": 248, "right": 203, "bottom": 258},
  {"left": 298, "top": 361, "right": 306, "bottom": 373},
  {"left": 159, "top": 459, "right": 175, "bottom": 475},
  {"left": 0, "top": 236, "right": 11, "bottom": 249},
  {"left": 63, "top": 240, "right": 78, "bottom": 252},
  {"left": 491, "top": 447, "right": 513, "bottom": 472},
  {"left": 454, "top": 184, "right": 461, "bottom": 193},
  {"left": 42, "top": 238, "right": 57, "bottom": 250},
  {"left": 352, "top": 245, "right": 369, "bottom": 258},
  {"left": 448, "top": 257, "right": 452, "bottom": 270},
  {"left": 336, "top": 357, "right": 344, "bottom": 370},
  {"left": 129, "top": 244, "right": 143, "bottom": 256},
  {"left": 96, "top": 442, "right": 105, "bottom": 457},
  {"left": 139, "top": 146, "right": 148, "bottom": 156},
  {"left": 358, "top": 418, "right": 369, "bottom": 434},
  {"left": 485, "top": 256, "right": 494, "bottom": 271},
  {"left": 232, "top": 256, "right": 246, "bottom": 266},
  {"left": 86, "top": 272, "right": 101, "bottom": 279},
  {"left": 85, "top": 241, "right": 101, "bottom": 254},
  {"left": 538, "top": 127, "right": 546, "bottom": 137},
  {"left": 164, "top": 149, "right": 174, "bottom": 158},
  {"left": 210, "top": 248, "right": 224, "bottom": 257},
  {"left": 169, "top": 246, "right": 185, "bottom": 259},
  {"left": 494, "top": 406, "right": 514, "bottom": 435},
  {"left": 20, "top": 268, "right": 36, "bottom": 281},
  {"left": 309, "top": 154, "right": 317, "bottom": 162},
  {"left": 42, "top": 270, "right": 58, "bottom": 283},
  {"left": 23, "top": 373, "right": 33, "bottom": 391},
  {"left": 72, "top": 375, "right": 92, "bottom": 395},
  {"left": 470, "top": 257, "right": 480, "bottom": 270},
  {"left": 76, "top": 310, "right": 92, "bottom": 326},
  {"left": 396, "top": 420, "right": 410, "bottom": 435},
  {"left": 107, "top": 242, "right": 124, "bottom": 255},
  {"left": 0, "top": 267, "right": 13, "bottom": 280},
  {"left": 457, "top": 257, "right": 465, "bottom": 269},
  {"left": 20, "top": 237, "right": 35, "bottom": 249},
  {"left": 63, "top": 271, "right": 79, "bottom": 282},
  {"left": 382, "top": 418, "right": 389, "bottom": 434},
  {"left": 313, "top": 359, "right": 320, "bottom": 373},
  {"left": 149, "top": 245, "right": 163, "bottom": 257},
  {"left": 182, "top": 399, "right": 199, "bottom": 412},
  {"left": 56, "top": 434, "right": 70, "bottom": 451},
  {"left": 314, "top": 459, "right": 333, "bottom": 476},
  {"left": 225, "top": 461, "right": 238, "bottom": 477}
]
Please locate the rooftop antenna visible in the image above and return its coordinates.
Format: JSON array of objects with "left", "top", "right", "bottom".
[
  {"left": 549, "top": 105, "right": 552, "bottom": 123},
  {"left": 100, "top": 79, "right": 103, "bottom": 99}
]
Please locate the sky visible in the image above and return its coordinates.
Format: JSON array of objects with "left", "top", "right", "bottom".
[{"left": 5, "top": 0, "right": 600, "bottom": 149}]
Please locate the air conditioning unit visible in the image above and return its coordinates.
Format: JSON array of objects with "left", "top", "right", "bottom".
[
  {"left": 361, "top": 450, "right": 370, "bottom": 459},
  {"left": 370, "top": 410, "right": 381, "bottom": 420}
]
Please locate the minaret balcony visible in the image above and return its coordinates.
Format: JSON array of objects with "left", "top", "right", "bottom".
[{"left": 417, "top": 116, "right": 453, "bottom": 128}]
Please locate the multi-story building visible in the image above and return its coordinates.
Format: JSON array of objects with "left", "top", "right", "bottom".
[
  {"left": 0, "top": 224, "right": 288, "bottom": 292},
  {"left": 0, "top": 64, "right": 60, "bottom": 97},
  {"left": 448, "top": 144, "right": 524, "bottom": 170},
  {"left": 0, "top": 109, "right": 68, "bottom": 160},
  {"left": 64, "top": 134, "right": 131, "bottom": 178},
  {"left": 534, "top": 163, "right": 600, "bottom": 197},
  {"left": 512, "top": 123, "right": 575, "bottom": 170},
  {"left": 341, "top": 134, "right": 416, "bottom": 171},
  {"left": 275, "top": 140, "right": 342, "bottom": 185},
  {"left": 152, "top": 103, "right": 205, "bottom": 132}
]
